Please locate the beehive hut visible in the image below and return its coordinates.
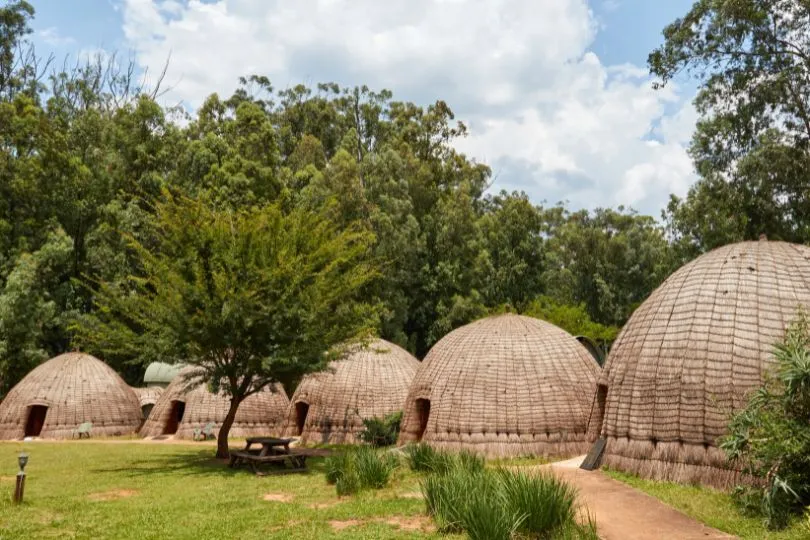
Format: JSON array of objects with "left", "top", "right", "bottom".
[
  {"left": 591, "top": 238, "right": 810, "bottom": 488},
  {"left": 0, "top": 352, "right": 142, "bottom": 439},
  {"left": 131, "top": 386, "right": 163, "bottom": 421},
  {"left": 140, "top": 366, "right": 290, "bottom": 439},
  {"left": 282, "top": 338, "right": 419, "bottom": 444},
  {"left": 143, "top": 362, "right": 184, "bottom": 388},
  {"left": 398, "top": 314, "right": 601, "bottom": 458}
]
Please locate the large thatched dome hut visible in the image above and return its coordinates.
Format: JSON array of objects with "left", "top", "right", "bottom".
[
  {"left": 0, "top": 352, "right": 142, "bottom": 439},
  {"left": 140, "top": 366, "right": 290, "bottom": 439},
  {"left": 282, "top": 338, "right": 419, "bottom": 444},
  {"left": 398, "top": 314, "right": 601, "bottom": 458},
  {"left": 592, "top": 238, "right": 810, "bottom": 488}
]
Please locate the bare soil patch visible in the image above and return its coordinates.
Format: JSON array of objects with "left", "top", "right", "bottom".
[
  {"left": 383, "top": 515, "right": 435, "bottom": 532},
  {"left": 328, "top": 519, "right": 365, "bottom": 531},
  {"left": 261, "top": 492, "right": 295, "bottom": 503},
  {"left": 88, "top": 489, "right": 139, "bottom": 502}
]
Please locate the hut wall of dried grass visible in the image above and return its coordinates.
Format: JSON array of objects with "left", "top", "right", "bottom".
[
  {"left": 0, "top": 352, "right": 142, "bottom": 439},
  {"left": 398, "top": 314, "right": 601, "bottom": 458},
  {"left": 282, "top": 338, "right": 419, "bottom": 444},
  {"left": 595, "top": 239, "right": 810, "bottom": 489},
  {"left": 131, "top": 386, "right": 164, "bottom": 420},
  {"left": 139, "top": 366, "right": 289, "bottom": 439}
]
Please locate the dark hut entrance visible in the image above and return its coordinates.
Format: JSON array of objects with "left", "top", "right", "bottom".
[
  {"left": 592, "top": 384, "right": 608, "bottom": 436},
  {"left": 141, "top": 404, "right": 154, "bottom": 420},
  {"left": 24, "top": 405, "right": 48, "bottom": 437},
  {"left": 414, "top": 398, "right": 431, "bottom": 441},
  {"left": 164, "top": 400, "right": 186, "bottom": 435},
  {"left": 294, "top": 402, "right": 309, "bottom": 436}
]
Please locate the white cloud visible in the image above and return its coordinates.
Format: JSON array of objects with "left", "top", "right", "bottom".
[
  {"left": 121, "top": 0, "right": 697, "bottom": 216},
  {"left": 39, "top": 27, "right": 75, "bottom": 47}
]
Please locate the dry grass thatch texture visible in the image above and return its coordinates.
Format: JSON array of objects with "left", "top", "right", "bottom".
[
  {"left": 397, "top": 313, "right": 601, "bottom": 458},
  {"left": 0, "top": 352, "right": 142, "bottom": 439},
  {"left": 131, "top": 386, "right": 163, "bottom": 408},
  {"left": 597, "top": 239, "right": 810, "bottom": 488},
  {"left": 282, "top": 338, "right": 419, "bottom": 444},
  {"left": 139, "top": 366, "right": 290, "bottom": 439}
]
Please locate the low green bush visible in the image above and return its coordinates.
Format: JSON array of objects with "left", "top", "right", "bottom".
[
  {"left": 404, "top": 443, "right": 484, "bottom": 474},
  {"left": 357, "top": 411, "right": 403, "bottom": 447},
  {"left": 498, "top": 468, "right": 578, "bottom": 533},
  {"left": 404, "top": 443, "right": 439, "bottom": 472},
  {"left": 421, "top": 461, "right": 593, "bottom": 539},
  {"left": 721, "top": 314, "right": 810, "bottom": 529},
  {"left": 324, "top": 446, "right": 399, "bottom": 495}
]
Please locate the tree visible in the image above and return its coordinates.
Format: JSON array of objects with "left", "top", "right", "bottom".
[
  {"left": 652, "top": 0, "right": 810, "bottom": 250},
  {"left": 73, "top": 191, "right": 380, "bottom": 458}
]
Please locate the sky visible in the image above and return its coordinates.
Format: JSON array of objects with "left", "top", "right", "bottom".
[{"left": 26, "top": 0, "right": 700, "bottom": 218}]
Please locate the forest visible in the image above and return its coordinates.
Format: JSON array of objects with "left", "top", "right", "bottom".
[{"left": 1, "top": 0, "right": 809, "bottom": 397}]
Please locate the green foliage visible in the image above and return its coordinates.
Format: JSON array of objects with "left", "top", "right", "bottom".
[
  {"left": 421, "top": 459, "right": 589, "bottom": 539},
  {"left": 653, "top": 1, "right": 810, "bottom": 250},
  {"left": 73, "top": 192, "right": 379, "bottom": 456},
  {"left": 325, "top": 446, "right": 399, "bottom": 496},
  {"left": 497, "top": 468, "right": 578, "bottom": 534},
  {"left": 721, "top": 313, "right": 810, "bottom": 529},
  {"left": 358, "top": 411, "right": 402, "bottom": 447},
  {"left": 404, "top": 443, "right": 439, "bottom": 473},
  {"left": 523, "top": 296, "right": 620, "bottom": 344},
  {"left": 403, "top": 444, "right": 484, "bottom": 475}
]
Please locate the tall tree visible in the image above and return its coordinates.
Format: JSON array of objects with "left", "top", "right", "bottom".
[
  {"left": 74, "top": 192, "right": 379, "bottom": 458},
  {"left": 652, "top": 0, "right": 810, "bottom": 250}
]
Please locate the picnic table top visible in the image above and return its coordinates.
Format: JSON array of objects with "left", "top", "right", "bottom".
[{"left": 245, "top": 437, "right": 294, "bottom": 445}]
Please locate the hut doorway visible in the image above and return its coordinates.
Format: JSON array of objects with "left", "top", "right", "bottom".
[
  {"left": 141, "top": 404, "right": 154, "bottom": 420},
  {"left": 294, "top": 402, "right": 309, "bottom": 436},
  {"left": 24, "top": 405, "right": 48, "bottom": 437},
  {"left": 415, "top": 399, "right": 431, "bottom": 441},
  {"left": 589, "top": 384, "right": 608, "bottom": 438},
  {"left": 163, "top": 400, "right": 186, "bottom": 435}
]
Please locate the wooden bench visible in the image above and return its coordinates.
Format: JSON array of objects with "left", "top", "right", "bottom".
[{"left": 228, "top": 449, "right": 307, "bottom": 475}]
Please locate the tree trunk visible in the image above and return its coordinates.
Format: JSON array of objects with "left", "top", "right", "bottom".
[{"left": 215, "top": 396, "right": 242, "bottom": 459}]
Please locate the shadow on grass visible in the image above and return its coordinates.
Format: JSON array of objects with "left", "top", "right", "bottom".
[{"left": 91, "top": 450, "right": 328, "bottom": 479}]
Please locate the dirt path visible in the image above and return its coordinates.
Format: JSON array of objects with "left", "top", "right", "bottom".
[{"left": 545, "top": 456, "right": 736, "bottom": 540}]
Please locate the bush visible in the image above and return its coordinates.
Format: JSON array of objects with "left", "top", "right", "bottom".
[
  {"left": 357, "top": 411, "right": 403, "bottom": 447},
  {"left": 354, "top": 445, "right": 399, "bottom": 489},
  {"left": 421, "top": 461, "right": 590, "bottom": 539},
  {"left": 324, "top": 446, "right": 399, "bottom": 495},
  {"left": 498, "top": 468, "right": 578, "bottom": 534},
  {"left": 404, "top": 443, "right": 484, "bottom": 474},
  {"left": 721, "top": 314, "right": 810, "bottom": 529}
]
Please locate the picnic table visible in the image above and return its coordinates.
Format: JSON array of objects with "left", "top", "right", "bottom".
[{"left": 228, "top": 437, "right": 307, "bottom": 475}]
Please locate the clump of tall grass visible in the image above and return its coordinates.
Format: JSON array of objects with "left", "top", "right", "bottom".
[
  {"left": 323, "top": 446, "right": 399, "bottom": 496},
  {"left": 404, "top": 443, "right": 484, "bottom": 474},
  {"left": 421, "top": 461, "right": 595, "bottom": 539}
]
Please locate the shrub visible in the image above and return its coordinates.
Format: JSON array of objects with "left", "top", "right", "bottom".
[
  {"left": 405, "top": 443, "right": 440, "bottom": 472},
  {"left": 721, "top": 313, "right": 810, "bottom": 529},
  {"left": 497, "top": 468, "right": 578, "bottom": 534},
  {"left": 324, "top": 446, "right": 398, "bottom": 495},
  {"left": 354, "top": 445, "right": 399, "bottom": 489},
  {"left": 404, "top": 443, "right": 484, "bottom": 474},
  {"left": 357, "top": 411, "right": 402, "bottom": 447},
  {"left": 421, "top": 462, "right": 589, "bottom": 539}
]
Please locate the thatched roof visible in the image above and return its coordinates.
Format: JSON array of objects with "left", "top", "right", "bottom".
[
  {"left": 132, "top": 386, "right": 163, "bottom": 407},
  {"left": 595, "top": 239, "right": 810, "bottom": 489},
  {"left": 0, "top": 352, "right": 142, "bottom": 439},
  {"left": 282, "top": 338, "right": 419, "bottom": 444},
  {"left": 398, "top": 314, "right": 601, "bottom": 458},
  {"left": 139, "top": 366, "right": 290, "bottom": 439}
]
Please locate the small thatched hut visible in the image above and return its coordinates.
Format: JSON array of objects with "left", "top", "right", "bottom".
[
  {"left": 591, "top": 238, "right": 810, "bottom": 488},
  {"left": 0, "top": 352, "right": 142, "bottom": 439},
  {"left": 140, "top": 366, "right": 290, "bottom": 439},
  {"left": 398, "top": 314, "right": 601, "bottom": 458},
  {"left": 282, "top": 338, "right": 419, "bottom": 444},
  {"left": 131, "top": 386, "right": 163, "bottom": 421}
]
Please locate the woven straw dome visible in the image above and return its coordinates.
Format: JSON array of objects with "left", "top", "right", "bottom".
[
  {"left": 594, "top": 239, "right": 810, "bottom": 488},
  {"left": 140, "top": 366, "right": 290, "bottom": 439},
  {"left": 0, "top": 352, "right": 142, "bottom": 439},
  {"left": 282, "top": 338, "right": 419, "bottom": 444},
  {"left": 398, "top": 314, "right": 601, "bottom": 458},
  {"left": 131, "top": 386, "right": 163, "bottom": 420}
]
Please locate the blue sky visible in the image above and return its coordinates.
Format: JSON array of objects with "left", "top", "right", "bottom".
[{"left": 24, "top": 0, "right": 701, "bottom": 217}]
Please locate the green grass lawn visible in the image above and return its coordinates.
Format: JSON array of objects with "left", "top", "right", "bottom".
[
  {"left": 0, "top": 441, "right": 462, "bottom": 540},
  {"left": 604, "top": 469, "right": 810, "bottom": 540}
]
